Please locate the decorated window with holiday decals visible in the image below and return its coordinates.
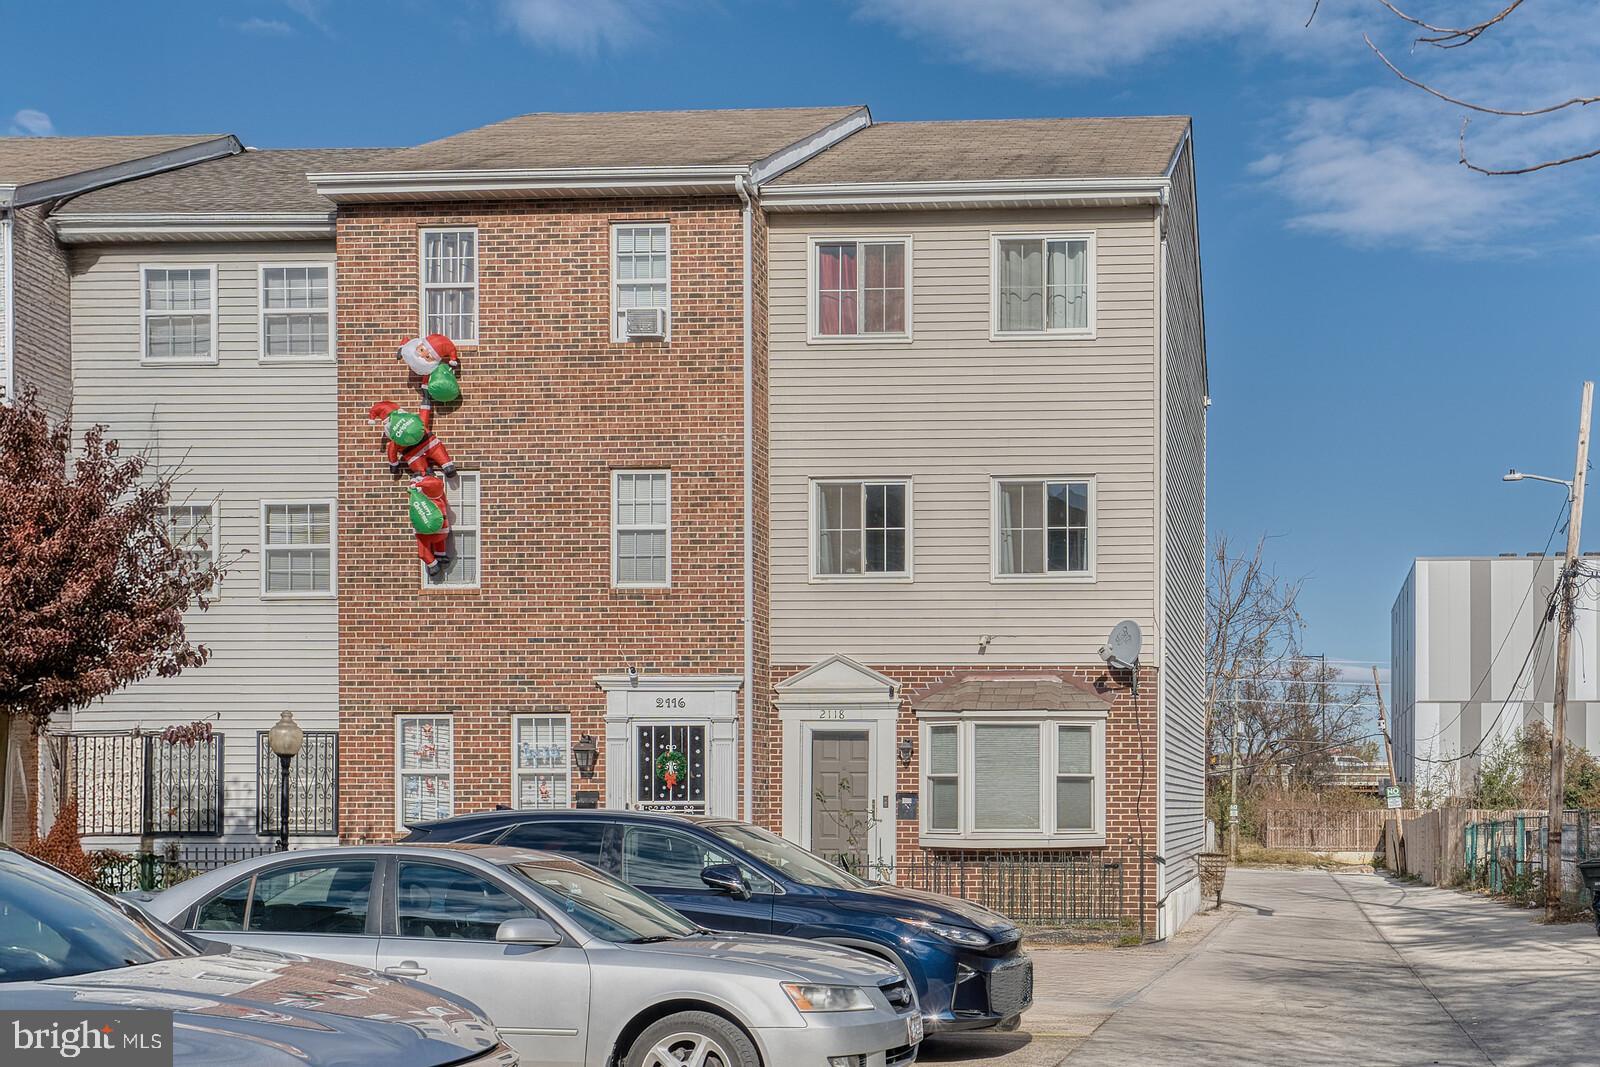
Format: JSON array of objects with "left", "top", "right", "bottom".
[
  {"left": 512, "top": 714, "right": 571, "bottom": 810},
  {"left": 397, "top": 715, "right": 454, "bottom": 829},
  {"left": 634, "top": 723, "right": 706, "bottom": 814}
]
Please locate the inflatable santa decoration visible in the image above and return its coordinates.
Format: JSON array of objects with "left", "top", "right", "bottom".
[
  {"left": 397, "top": 334, "right": 462, "bottom": 403},
  {"left": 368, "top": 398, "right": 457, "bottom": 478},
  {"left": 408, "top": 473, "right": 452, "bottom": 578}
]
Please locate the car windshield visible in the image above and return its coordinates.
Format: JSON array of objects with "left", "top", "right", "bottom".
[
  {"left": 0, "top": 850, "right": 195, "bottom": 983},
  {"left": 507, "top": 858, "right": 699, "bottom": 944},
  {"left": 706, "top": 823, "right": 868, "bottom": 890}
]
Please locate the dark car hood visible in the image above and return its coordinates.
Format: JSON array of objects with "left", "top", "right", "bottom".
[
  {"left": 837, "top": 883, "right": 1021, "bottom": 936},
  {"left": 6, "top": 947, "right": 502, "bottom": 1067}
]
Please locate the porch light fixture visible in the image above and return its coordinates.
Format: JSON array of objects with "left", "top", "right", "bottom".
[
  {"left": 897, "top": 737, "right": 915, "bottom": 767},
  {"left": 267, "top": 710, "right": 304, "bottom": 853},
  {"left": 573, "top": 734, "right": 600, "bottom": 779}
]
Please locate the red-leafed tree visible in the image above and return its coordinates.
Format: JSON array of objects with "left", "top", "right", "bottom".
[{"left": 1, "top": 390, "right": 220, "bottom": 821}]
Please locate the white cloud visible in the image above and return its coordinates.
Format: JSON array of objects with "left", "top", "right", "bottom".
[
  {"left": 238, "top": 16, "right": 293, "bottom": 35},
  {"left": 865, "top": 0, "right": 1600, "bottom": 250},
  {"left": 858, "top": 0, "right": 1358, "bottom": 79},
  {"left": 9, "top": 108, "right": 55, "bottom": 137},
  {"left": 285, "top": 0, "right": 331, "bottom": 35},
  {"left": 497, "top": 0, "right": 655, "bottom": 54}
]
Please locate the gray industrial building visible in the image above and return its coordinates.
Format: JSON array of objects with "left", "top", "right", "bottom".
[{"left": 1390, "top": 554, "right": 1600, "bottom": 795}]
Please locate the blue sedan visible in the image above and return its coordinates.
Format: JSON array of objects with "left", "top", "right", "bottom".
[{"left": 405, "top": 809, "right": 1033, "bottom": 1034}]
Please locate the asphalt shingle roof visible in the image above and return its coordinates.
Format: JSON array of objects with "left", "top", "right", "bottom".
[
  {"left": 349, "top": 107, "right": 866, "bottom": 172},
  {"left": 63, "top": 148, "right": 390, "bottom": 214},
  {"left": 0, "top": 135, "right": 222, "bottom": 187},
  {"left": 770, "top": 116, "right": 1191, "bottom": 185},
  {"left": 911, "top": 672, "right": 1112, "bottom": 713}
]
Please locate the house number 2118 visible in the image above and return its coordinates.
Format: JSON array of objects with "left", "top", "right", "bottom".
[{"left": 818, "top": 709, "right": 846, "bottom": 721}]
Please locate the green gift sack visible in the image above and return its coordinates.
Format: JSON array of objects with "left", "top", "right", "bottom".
[
  {"left": 409, "top": 487, "right": 445, "bottom": 534},
  {"left": 386, "top": 410, "right": 426, "bottom": 448},
  {"left": 425, "top": 364, "right": 460, "bottom": 403}
]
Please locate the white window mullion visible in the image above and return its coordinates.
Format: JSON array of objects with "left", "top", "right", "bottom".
[
  {"left": 512, "top": 714, "right": 571, "bottom": 809},
  {"left": 612, "top": 470, "right": 671, "bottom": 588},
  {"left": 421, "top": 228, "right": 478, "bottom": 343},
  {"left": 397, "top": 714, "right": 454, "bottom": 830}
]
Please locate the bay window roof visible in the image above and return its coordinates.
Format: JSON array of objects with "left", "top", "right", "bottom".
[{"left": 911, "top": 672, "right": 1111, "bottom": 715}]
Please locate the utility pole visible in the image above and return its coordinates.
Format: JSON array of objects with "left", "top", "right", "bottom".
[
  {"left": 1548, "top": 381, "right": 1593, "bottom": 918},
  {"left": 1229, "top": 705, "right": 1240, "bottom": 862},
  {"left": 1372, "top": 666, "right": 1403, "bottom": 871}
]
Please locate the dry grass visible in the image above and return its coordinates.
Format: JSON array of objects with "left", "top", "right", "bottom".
[{"left": 1233, "top": 841, "right": 1374, "bottom": 871}]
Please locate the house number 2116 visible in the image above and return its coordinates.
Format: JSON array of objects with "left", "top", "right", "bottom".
[{"left": 655, "top": 697, "right": 687, "bottom": 710}]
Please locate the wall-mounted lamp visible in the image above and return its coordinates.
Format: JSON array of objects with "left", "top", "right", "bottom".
[
  {"left": 573, "top": 734, "right": 599, "bottom": 779},
  {"left": 897, "top": 737, "right": 915, "bottom": 767}
]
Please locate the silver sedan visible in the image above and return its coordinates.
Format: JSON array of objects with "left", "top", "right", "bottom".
[{"left": 139, "top": 844, "right": 922, "bottom": 1067}]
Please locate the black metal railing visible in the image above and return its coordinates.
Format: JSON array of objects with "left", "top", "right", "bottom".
[
  {"left": 859, "top": 853, "right": 1125, "bottom": 926},
  {"left": 256, "top": 731, "right": 339, "bottom": 837},
  {"left": 65, "top": 733, "right": 223, "bottom": 837},
  {"left": 92, "top": 844, "right": 276, "bottom": 894}
]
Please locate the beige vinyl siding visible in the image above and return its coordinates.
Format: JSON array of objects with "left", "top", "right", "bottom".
[
  {"left": 66, "top": 241, "right": 337, "bottom": 842},
  {"left": 769, "top": 208, "right": 1160, "bottom": 664},
  {"left": 0, "top": 214, "right": 9, "bottom": 400},
  {"left": 1158, "top": 142, "right": 1209, "bottom": 894},
  {"left": 11, "top": 204, "right": 73, "bottom": 419}
]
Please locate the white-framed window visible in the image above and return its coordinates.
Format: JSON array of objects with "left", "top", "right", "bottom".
[
  {"left": 512, "top": 714, "right": 572, "bottom": 810},
  {"left": 809, "top": 236, "right": 911, "bottom": 341},
  {"left": 260, "top": 501, "right": 335, "bottom": 598},
  {"left": 612, "top": 470, "right": 670, "bottom": 588},
  {"left": 260, "top": 264, "right": 333, "bottom": 361},
  {"left": 422, "top": 471, "right": 481, "bottom": 589},
  {"left": 919, "top": 716, "right": 1105, "bottom": 845},
  {"left": 166, "top": 502, "right": 218, "bottom": 571},
  {"left": 991, "top": 233, "right": 1094, "bottom": 338},
  {"left": 141, "top": 265, "right": 216, "bottom": 363},
  {"left": 420, "top": 227, "right": 477, "bottom": 343},
  {"left": 612, "top": 223, "right": 670, "bottom": 341},
  {"left": 396, "top": 715, "right": 454, "bottom": 830},
  {"left": 992, "top": 477, "right": 1094, "bottom": 580},
  {"left": 811, "top": 479, "right": 911, "bottom": 579}
]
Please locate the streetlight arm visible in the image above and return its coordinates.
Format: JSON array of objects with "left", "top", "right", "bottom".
[{"left": 1504, "top": 469, "right": 1574, "bottom": 490}]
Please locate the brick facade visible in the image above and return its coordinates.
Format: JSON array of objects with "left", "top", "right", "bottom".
[
  {"left": 770, "top": 661, "right": 1161, "bottom": 927},
  {"left": 334, "top": 196, "right": 766, "bottom": 841}
]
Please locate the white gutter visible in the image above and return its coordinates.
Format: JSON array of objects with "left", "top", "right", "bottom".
[
  {"left": 2, "top": 207, "right": 13, "bottom": 403},
  {"left": 735, "top": 174, "right": 756, "bottom": 823},
  {"left": 760, "top": 175, "right": 1171, "bottom": 211},
  {"left": 308, "top": 165, "right": 753, "bottom": 202},
  {"left": 1152, "top": 195, "right": 1170, "bottom": 928},
  {"left": 51, "top": 212, "right": 333, "bottom": 243}
]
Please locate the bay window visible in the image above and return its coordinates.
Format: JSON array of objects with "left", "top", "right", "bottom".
[{"left": 919, "top": 715, "right": 1105, "bottom": 845}]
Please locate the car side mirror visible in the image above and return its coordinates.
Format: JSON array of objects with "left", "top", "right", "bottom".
[
  {"left": 701, "top": 863, "right": 752, "bottom": 901},
  {"left": 495, "top": 917, "right": 562, "bottom": 946}
]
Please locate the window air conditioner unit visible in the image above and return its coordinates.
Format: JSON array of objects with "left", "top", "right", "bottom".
[{"left": 622, "top": 306, "right": 667, "bottom": 340}]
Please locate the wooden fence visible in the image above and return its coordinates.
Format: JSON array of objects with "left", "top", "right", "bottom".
[
  {"left": 1394, "top": 808, "right": 1545, "bottom": 885},
  {"left": 1263, "top": 808, "right": 1416, "bottom": 854}
]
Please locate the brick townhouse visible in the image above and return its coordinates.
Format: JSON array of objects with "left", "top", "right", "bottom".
[{"left": 315, "top": 107, "right": 1207, "bottom": 935}]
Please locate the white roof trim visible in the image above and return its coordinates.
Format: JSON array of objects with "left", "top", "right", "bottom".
[
  {"left": 750, "top": 107, "right": 873, "bottom": 186},
  {"left": 761, "top": 175, "right": 1172, "bottom": 211},
  {"left": 308, "top": 164, "right": 754, "bottom": 202},
  {"left": 51, "top": 212, "right": 334, "bottom": 243}
]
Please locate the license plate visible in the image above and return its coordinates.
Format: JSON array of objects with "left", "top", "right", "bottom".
[{"left": 908, "top": 1014, "right": 925, "bottom": 1044}]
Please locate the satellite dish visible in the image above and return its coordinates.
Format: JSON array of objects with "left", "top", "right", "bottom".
[{"left": 1099, "top": 620, "right": 1143, "bottom": 671}]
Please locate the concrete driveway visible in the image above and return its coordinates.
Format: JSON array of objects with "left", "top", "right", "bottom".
[{"left": 925, "top": 867, "right": 1600, "bottom": 1066}]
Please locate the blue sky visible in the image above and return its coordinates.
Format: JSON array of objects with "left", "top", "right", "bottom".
[{"left": 8, "top": 0, "right": 1599, "bottom": 675}]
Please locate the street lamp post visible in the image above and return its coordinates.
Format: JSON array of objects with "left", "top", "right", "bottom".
[{"left": 267, "top": 711, "right": 305, "bottom": 853}]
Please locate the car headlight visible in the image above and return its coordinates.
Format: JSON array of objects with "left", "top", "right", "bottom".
[
  {"left": 782, "top": 983, "right": 874, "bottom": 1012},
  {"left": 904, "top": 919, "right": 992, "bottom": 948}
]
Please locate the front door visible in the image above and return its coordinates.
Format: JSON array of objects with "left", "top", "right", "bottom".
[
  {"left": 376, "top": 860, "right": 590, "bottom": 1067},
  {"left": 810, "top": 731, "right": 871, "bottom": 873},
  {"left": 633, "top": 723, "right": 708, "bottom": 814}
]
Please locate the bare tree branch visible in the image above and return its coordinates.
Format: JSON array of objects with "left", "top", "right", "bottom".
[
  {"left": 1458, "top": 116, "right": 1600, "bottom": 175},
  {"left": 1375, "top": 0, "right": 1527, "bottom": 49},
  {"left": 1364, "top": 33, "right": 1600, "bottom": 118}
]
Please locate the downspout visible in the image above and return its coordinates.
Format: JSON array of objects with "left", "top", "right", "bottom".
[
  {"left": 2, "top": 206, "right": 14, "bottom": 402},
  {"left": 735, "top": 174, "right": 755, "bottom": 823}
]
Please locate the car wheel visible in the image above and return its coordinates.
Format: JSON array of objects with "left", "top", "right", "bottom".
[{"left": 626, "top": 1011, "right": 760, "bottom": 1067}]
